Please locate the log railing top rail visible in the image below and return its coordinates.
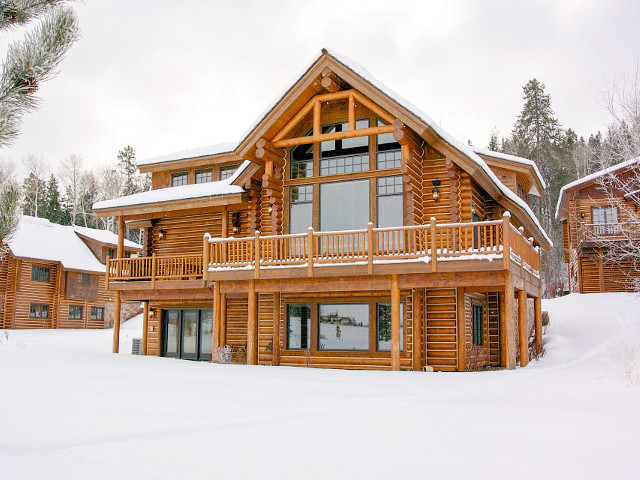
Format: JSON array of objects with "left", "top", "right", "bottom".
[{"left": 579, "top": 222, "right": 640, "bottom": 243}]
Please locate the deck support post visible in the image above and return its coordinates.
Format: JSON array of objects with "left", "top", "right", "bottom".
[
  {"left": 247, "top": 280, "right": 258, "bottom": 365},
  {"left": 534, "top": 295, "right": 542, "bottom": 348},
  {"left": 501, "top": 272, "right": 516, "bottom": 369},
  {"left": 272, "top": 293, "right": 281, "bottom": 366},
  {"left": 112, "top": 290, "right": 121, "bottom": 354},
  {"left": 391, "top": 274, "right": 400, "bottom": 371},
  {"left": 502, "top": 212, "right": 511, "bottom": 270},
  {"left": 219, "top": 293, "right": 227, "bottom": 349},
  {"left": 456, "top": 287, "right": 466, "bottom": 371},
  {"left": 117, "top": 216, "right": 124, "bottom": 275},
  {"left": 430, "top": 217, "right": 437, "bottom": 272},
  {"left": 212, "top": 281, "right": 221, "bottom": 361},
  {"left": 412, "top": 289, "right": 423, "bottom": 371},
  {"left": 141, "top": 301, "right": 149, "bottom": 355},
  {"left": 518, "top": 289, "right": 529, "bottom": 367}
]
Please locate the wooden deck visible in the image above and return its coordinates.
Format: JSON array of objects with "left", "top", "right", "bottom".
[
  {"left": 106, "top": 213, "right": 541, "bottom": 291},
  {"left": 579, "top": 222, "right": 640, "bottom": 248}
]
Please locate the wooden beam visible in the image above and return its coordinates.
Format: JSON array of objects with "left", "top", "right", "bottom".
[
  {"left": 348, "top": 94, "right": 356, "bottom": 131},
  {"left": 247, "top": 280, "right": 258, "bottom": 365},
  {"left": 412, "top": 289, "right": 423, "bottom": 371},
  {"left": 141, "top": 301, "right": 149, "bottom": 355},
  {"left": 501, "top": 272, "right": 516, "bottom": 369},
  {"left": 272, "top": 293, "right": 281, "bottom": 366},
  {"left": 219, "top": 293, "right": 227, "bottom": 348},
  {"left": 320, "top": 74, "right": 340, "bottom": 93},
  {"left": 391, "top": 274, "right": 401, "bottom": 371},
  {"left": 212, "top": 281, "right": 221, "bottom": 360},
  {"left": 456, "top": 287, "right": 466, "bottom": 371},
  {"left": 112, "top": 291, "right": 121, "bottom": 354},
  {"left": 518, "top": 289, "right": 529, "bottom": 367},
  {"left": 534, "top": 295, "right": 542, "bottom": 348},
  {"left": 117, "top": 216, "right": 125, "bottom": 259},
  {"left": 351, "top": 90, "right": 395, "bottom": 124},
  {"left": 273, "top": 125, "right": 394, "bottom": 148}
]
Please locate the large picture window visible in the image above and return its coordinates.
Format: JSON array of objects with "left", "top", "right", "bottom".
[
  {"left": 320, "top": 179, "right": 369, "bottom": 232},
  {"left": 318, "top": 303, "right": 370, "bottom": 351},
  {"left": 376, "top": 176, "right": 403, "bottom": 228},
  {"left": 161, "top": 309, "right": 213, "bottom": 361},
  {"left": 287, "top": 304, "right": 311, "bottom": 349}
]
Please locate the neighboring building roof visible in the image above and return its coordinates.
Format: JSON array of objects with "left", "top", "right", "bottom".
[
  {"left": 6, "top": 216, "right": 106, "bottom": 273},
  {"left": 555, "top": 157, "right": 640, "bottom": 221},
  {"left": 138, "top": 141, "right": 237, "bottom": 167},
  {"left": 72, "top": 224, "right": 141, "bottom": 250},
  {"left": 472, "top": 147, "right": 546, "bottom": 190},
  {"left": 93, "top": 161, "right": 248, "bottom": 211}
]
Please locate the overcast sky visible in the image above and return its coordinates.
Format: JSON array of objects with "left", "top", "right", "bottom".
[{"left": 1, "top": 0, "right": 639, "bottom": 175}]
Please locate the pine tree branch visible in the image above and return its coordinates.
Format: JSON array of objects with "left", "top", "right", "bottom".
[{"left": 0, "top": 1, "right": 65, "bottom": 31}]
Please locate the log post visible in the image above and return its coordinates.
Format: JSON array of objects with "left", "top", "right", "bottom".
[
  {"left": 247, "top": 280, "right": 258, "bottom": 365},
  {"left": 112, "top": 290, "right": 121, "bottom": 354},
  {"left": 367, "top": 222, "right": 374, "bottom": 275},
  {"left": 518, "top": 289, "right": 529, "bottom": 367},
  {"left": 501, "top": 272, "right": 516, "bottom": 369},
  {"left": 212, "top": 281, "right": 221, "bottom": 361},
  {"left": 456, "top": 287, "right": 466, "bottom": 371},
  {"left": 117, "top": 216, "right": 124, "bottom": 277},
  {"left": 502, "top": 211, "right": 511, "bottom": 270},
  {"left": 534, "top": 295, "right": 542, "bottom": 348},
  {"left": 219, "top": 293, "right": 227, "bottom": 349},
  {"left": 412, "top": 289, "right": 423, "bottom": 371},
  {"left": 151, "top": 252, "right": 156, "bottom": 289},
  {"left": 307, "top": 227, "right": 314, "bottom": 277},
  {"left": 430, "top": 217, "right": 437, "bottom": 272},
  {"left": 391, "top": 274, "right": 401, "bottom": 371},
  {"left": 348, "top": 94, "right": 356, "bottom": 131},
  {"left": 202, "top": 233, "right": 210, "bottom": 288},
  {"left": 254, "top": 230, "right": 260, "bottom": 279},
  {"left": 105, "top": 255, "right": 110, "bottom": 290},
  {"left": 272, "top": 293, "right": 281, "bottom": 366},
  {"left": 221, "top": 207, "right": 228, "bottom": 238},
  {"left": 141, "top": 301, "right": 149, "bottom": 355}
]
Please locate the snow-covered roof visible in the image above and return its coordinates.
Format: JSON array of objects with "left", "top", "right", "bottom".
[
  {"left": 555, "top": 157, "right": 639, "bottom": 220},
  {"left": 93, "top": 161, "right": 249, "bottom": 211},
  {"left": 138, "top": 141, "right": 237, "bottom": 166},
  {"left": 472, "top": 147, "right": 546, "bottom": 190},
  {"left": 72, "top": 225, "right": 141, "bottom": 250},
  {"left": 6, "top": 216, "right": 106, "bottom": 273}
]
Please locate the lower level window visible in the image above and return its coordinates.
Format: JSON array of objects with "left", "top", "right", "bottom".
[
  {"left": 287, "top": 304, "right": 311, "bottom": 349},
  {"left": 472, "top": 304, "right": 483, "bottom": 346},
  {"left": 91, "top": 307, "right": 104, "bottom": 321},
  {"left": 69, "top": 305, "right": 83, "bottom": 320},
  {"left": 29, "top": 303, "right": 49, "bottom": 318},
  {"left": 318, "top": 303, "right": 369, "bottom": 351},
  {"left": 376, "top": 302, "right": 404, "bottom": 351}
]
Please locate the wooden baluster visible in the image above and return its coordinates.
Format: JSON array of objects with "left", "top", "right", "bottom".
[
  {"left": 430, "top": 218, "right": 437, "bottom": 272},
  {"left": 367, "top": 222, "right": 374, "bottom": 275},
  {"left": 151, "top": 253, "right": 156, "bottom": 288},
  {"left": 307, "top": 227, "right": 314, "bottom": 277}
]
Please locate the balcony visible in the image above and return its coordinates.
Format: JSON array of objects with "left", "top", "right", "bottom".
[
  {"left": 105, "top": 214, "right": 541, "bottom": 289},
  {"left": 579, "top": 222, "right": 640, "bottom": 247}
]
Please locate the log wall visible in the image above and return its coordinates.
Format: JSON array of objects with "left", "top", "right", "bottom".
[{"left": 425, "top": 288, "right": 458, "bottom": 371}]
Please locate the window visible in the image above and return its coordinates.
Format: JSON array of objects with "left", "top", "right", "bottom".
[
  {"left": 161, "top": 309, "right": 213, "bottom": 361},
  {"left": 290, "top": 143, "right": 313, "bottom": 179},
  {"left": 320, "top": 179, "right": 369, "bottom": 232},
  {"left": 29, "top": 303, "right": 49, "bottom": 318},
  {"left": 107, "top": 248, "right": 115, "bottom": 259},
  {"left": 376, "top": 302, "right": 405, "bottom": 351},
  {"left": 124, "top": 251, "right": 131, "bottom": 258},
  {"left": 91, "top": 307, "right": 104, "bottom": 321},
  {"left": 195, "top": 169, "right": 212, "bottom": 184},
  {"left": 219, "top": 165, "right": 238, "bottom": 180},
  {"left": 69, "top": 305, "right": 83, "bottom": 320},
  {"left": 376, "top": 176, "right": 403, "bottom": 228},
  {"left": 472, "top": 304, "right": 483, "bottom": 346},
  {"left": 31, "top": 265, "right": 50, "bottom": 282},
  {"left": 78, "top": 272, "right": 91, "bottom": 285},
  {"left": 287, "top": 304, "right": 311, "bottom": 349},
  {"left": 376, "top": 119, "right": 401, "bottom": 168},
  {"left": 289, "top": 185, "right": 313, "bottom": 234},
  {"left": 318, "top": 304, "right": 369, "bottom": 351},
  {"left": 171, "top": 172, "right": 188, "bottom": 187},
  {"left": 592, "top": 206, "right": 620, "bottom": 235},
  {"left": 319, "top": 119, "right": 370, "bottom": 176}
]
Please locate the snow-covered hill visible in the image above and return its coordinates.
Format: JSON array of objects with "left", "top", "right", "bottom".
[{"left": 1, "top": 293, "right": 639, "bottom": 479}]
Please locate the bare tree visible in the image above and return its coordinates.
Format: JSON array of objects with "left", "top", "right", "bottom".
[
  {"left": 59, "top": 153, "right": 82, "bottom": 223},
  {"left": 22, "top": 153, "right": 48, "bottom": 216}
]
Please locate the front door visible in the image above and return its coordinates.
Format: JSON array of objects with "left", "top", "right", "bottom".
[{"left": 161, "top": 309, "right": 213, "bottom": 361}]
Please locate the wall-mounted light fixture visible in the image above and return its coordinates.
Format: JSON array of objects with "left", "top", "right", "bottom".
[
  {"left": 149, "top": 307, "right": 157, "bottom": 318},
  {"left": 158, "top": 229, "right": 166, "bottom": 240},
  {"left": 580, "top": 212, "right": 585, "bottom": 219},
  {"left": 268, "top": 203, "right": 273, "bottom": 215},
  {"left": 232, "top": 212, "right": 241, "bottom": 235},
  {"left": 432, "top": 179, "right": 441, "bottom": 202}
]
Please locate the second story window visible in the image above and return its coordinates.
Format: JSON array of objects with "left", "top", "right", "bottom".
[
  {"left": 78, "top": 272, "right": 90, "bottom": 285},
  {"left": 289, "top": 185, "right": 313, "bottom": 234},
  {"left": 376, "top": 176, "right": 403, "bottom": 228},
  {"left": 592, "top": 206, "right": 619, "bottom": 235},
  {"left": 320, "top": 119, "right": 370, "bottom": 176},
  {"left": 219, "top": 165, "right": 238, "bottom": 180},
  {"left": 195, "top": 169, "right": 212, "bottom": 184},
  {"left": 171, "top": 172, "right": 188, "bottom": 187},
  {"left": 290, "top": 143, "right": 313, "bottom": 179},
  {"left": 376, "top": 118, "right": 401, "bottom": 169},
  {"left": 31, "top": 265, "right": 50, "bottom": 282}
]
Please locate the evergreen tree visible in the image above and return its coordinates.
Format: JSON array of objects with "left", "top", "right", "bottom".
[
  {"left": 44, "top": 174, "right": 62, "bottom": 222},
  {"left": 0, "top": 182, "right": 20, "bottom": 255},
  {"left": 505, "top": 79, "right": 577, "bottom": 289},
  {"left": 0, "top": 1, "right": 80, "bottom": 147},
  {"left": 117, "top": 145, "right": 138, "bottom": 196},
  {"left": 488, "top": 127, "right": 500, "bottom": 151}
]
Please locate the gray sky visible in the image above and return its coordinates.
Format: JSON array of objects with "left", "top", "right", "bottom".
[{"left": 1, "top": 0, "right": 639, "bottom": 175}]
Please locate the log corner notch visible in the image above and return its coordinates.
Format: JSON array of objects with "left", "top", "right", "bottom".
[
  {"left": 394, "top": 120, "right": 425, "bottom": 226},
  {"left": 254, "top": 138, "right": 285, "bottom": 169},
  {"left": 320, "top": 67, "right": 347, "bottom": 93}
]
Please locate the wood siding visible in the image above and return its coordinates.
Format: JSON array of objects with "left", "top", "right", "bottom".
[{"left": 425, "top": 288, "right": 458, "bottom": 371}]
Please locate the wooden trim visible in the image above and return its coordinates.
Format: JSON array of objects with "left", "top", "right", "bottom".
[
  {"left": 390, "top": 274, "right": 400, "bottom": 371},
  {"left": 273, "top": 125, "right": 394, "bottom": 148},
  {"left": 285, "top": 167, "right": 403, "bottom": 186},
  {"left": 272, "top": 292, "right": 281, "bottom": 366},
  {"left": 213, "top": 281, "right": 221, "bottom": 359}
]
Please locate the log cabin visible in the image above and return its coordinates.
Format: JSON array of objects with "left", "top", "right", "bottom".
[
  {"left": 0, "top": 216, "right": 141, "bottom": 329},
  {"left": 94, "top": 49, "right": 551, "bottom": 370},
  {"left": 556, "top": 158, "right": 640, "bottom": 293}
]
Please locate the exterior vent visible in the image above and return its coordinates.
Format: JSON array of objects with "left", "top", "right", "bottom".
[{"left": 132, "top": 338, "right": 142, "bottom": 355}]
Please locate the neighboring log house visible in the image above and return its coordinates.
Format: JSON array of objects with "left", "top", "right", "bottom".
[
  {"left": 94, "top": 49, "right": 551, "bottom": 371},
  {"left": 0, "top": 216, "right": 141, "bottom": 329},
  {"left": 556, "top": 158, "right": 640, "bottom": 293}
]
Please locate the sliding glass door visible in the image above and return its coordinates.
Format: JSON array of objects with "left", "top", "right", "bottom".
[{"left": 161, "top": 309, "right": 213, "bottom": 361}]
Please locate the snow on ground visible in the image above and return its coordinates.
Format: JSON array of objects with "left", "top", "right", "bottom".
[{"left": 1, "top": 293, "right": 640, "bottom": 479}]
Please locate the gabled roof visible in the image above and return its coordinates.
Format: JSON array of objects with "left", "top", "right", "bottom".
[
  {"left": 555, "top": 157, "right": 639, "bottom": 221},
  {"left": 6, "top": 216, "right": 107, "bottom": 273},
  {"left": 472, "top": 147, "right": 546, "bottom": 193},
  {"left": 235, "top": 48, "right": 552, "bottom": 249},
  {"left": 72, "top": 225, "right": 141, "bottom": 250}
]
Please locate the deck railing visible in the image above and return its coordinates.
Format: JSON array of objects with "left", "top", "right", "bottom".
[
  {"left": 105, "top": 213, "right": 542, "bottom": 285},
  {"left": 579, "top": 222, "right": 640, "bottom": 244}
]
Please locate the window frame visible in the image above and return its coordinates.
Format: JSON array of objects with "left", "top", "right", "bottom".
[
  {"left": 78, "top": 272, "right": 91, "bottom": 285},
  {"left": 31, "top": 265, "right": 51, "bottom": 283},
  {"left": 219, "top": 165, "right": 238, "bottom": 181},
  {"left": 472, "top": 303, "right": 483, "bottom": 346},
  {"left": 91, "top": 306, "right": 104, "bottom": 321},
  {"left": 29, "top": 303, "right": 49, "bottom": 318},
  {"left": 171, "top": 172, "right": 188, "bottom": 187},
  {"left": 195, "top": 168, "right": 213, "bottom": 184},
  {"left": 68, "top": 304, "right": 83, "bottom": 320}
]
